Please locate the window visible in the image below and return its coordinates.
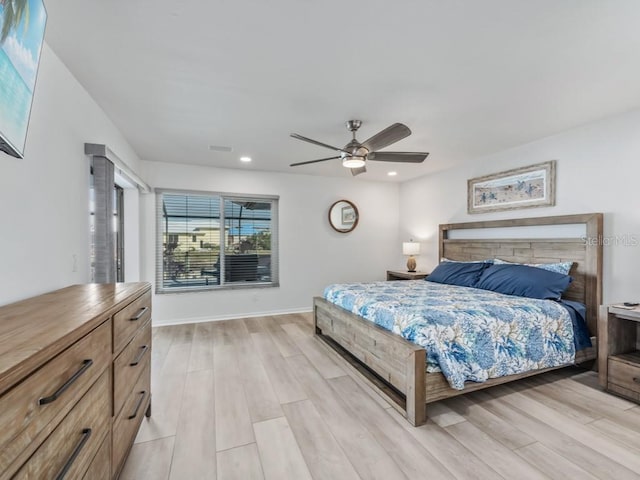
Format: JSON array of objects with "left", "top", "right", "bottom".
[{"left": 156, "top": 190, "right": 279, "bottom": 293}]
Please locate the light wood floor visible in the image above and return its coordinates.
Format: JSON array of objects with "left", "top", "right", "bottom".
[{"left": 121, "top": 313, "right": 640, "bottom": 480}]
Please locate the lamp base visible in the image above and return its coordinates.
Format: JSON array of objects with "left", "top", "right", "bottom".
[{"left": 406, "top": 256, "right": 416, "bottom": 272}]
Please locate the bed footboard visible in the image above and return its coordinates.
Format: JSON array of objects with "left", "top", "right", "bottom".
[{"left": 313, "top": 297, "right": 427, "bottom": 426}]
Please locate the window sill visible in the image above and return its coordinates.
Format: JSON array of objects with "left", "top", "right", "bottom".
[{"left": 156, "top": 281, "right": 279, "bottom": 295}]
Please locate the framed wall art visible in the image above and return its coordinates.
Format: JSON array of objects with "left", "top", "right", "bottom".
[{"left": 467, "top": 161, "right": 556, "bottom": 214}]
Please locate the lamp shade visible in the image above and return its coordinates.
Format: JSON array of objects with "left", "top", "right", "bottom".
[{"left": 402, "top": 242, "right": 420, "bottom": 256}]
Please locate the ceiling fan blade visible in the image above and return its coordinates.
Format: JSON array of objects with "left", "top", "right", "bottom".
[
  {"left": 350, "top": 166, "right": 367, "bottom": 176},
  {"left": 290, "top": 133, "right": 348, "bottom": 153},
  {"left": 290, "top": 156, "right": 341, "bottom": 167},
  {"left": 368, "top": 152, "right": 429, "bottom": 163},
  {"left": 362, "top": 123, "right": 411, "bottom": 152}
]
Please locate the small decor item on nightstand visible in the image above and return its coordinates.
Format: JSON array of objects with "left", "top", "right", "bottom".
[{"left": 402, "top": 240, "right": 420, "bottom": 272}]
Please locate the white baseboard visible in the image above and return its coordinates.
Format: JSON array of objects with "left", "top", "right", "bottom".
[{"left": 151, "top": 306, "right": 313, "bottom": 327}]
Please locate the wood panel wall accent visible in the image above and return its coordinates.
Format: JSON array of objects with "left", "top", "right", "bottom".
[{"left": 315, "top": 213, "right": 603, "bottom": 426}]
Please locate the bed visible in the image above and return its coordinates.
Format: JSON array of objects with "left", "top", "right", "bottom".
[{"left": 314, "top": 213, "right": 603, "bottom": 426}]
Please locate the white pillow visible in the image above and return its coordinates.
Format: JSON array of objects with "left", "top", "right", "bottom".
[
  {"left": 441, "top": 258, "right": 492, "bottom": 263},
  {"left": 493, "top": 258, "right": 573, "bottom": 275}
]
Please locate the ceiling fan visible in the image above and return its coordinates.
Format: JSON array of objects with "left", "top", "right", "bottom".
[{"left": 289, "top": 120, "right": 429, "bottom": 176}]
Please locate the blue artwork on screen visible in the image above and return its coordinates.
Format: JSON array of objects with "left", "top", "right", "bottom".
[{"left": 0, "top": 0, "right": 47, "bottom": 158}]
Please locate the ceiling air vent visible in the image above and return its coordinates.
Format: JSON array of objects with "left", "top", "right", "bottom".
[{"left": 208, "top": 145, "right": 233, "bottom": 152}]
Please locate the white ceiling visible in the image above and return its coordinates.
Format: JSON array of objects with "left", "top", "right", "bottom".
[{"left": 45, "top": 0, "right": 640, "bottom": 182}]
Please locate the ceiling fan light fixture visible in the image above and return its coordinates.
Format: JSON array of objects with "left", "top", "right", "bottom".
[
  {"left": 342, "top": 155, "right": 366, "bottom": 168},
  {"left": 289, "top": 121, "right": 427, "bottom": 172}
]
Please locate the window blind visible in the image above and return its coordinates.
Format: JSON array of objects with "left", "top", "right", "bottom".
[{"left": 155, "top": 190, "right": 279, "bottom": 293}]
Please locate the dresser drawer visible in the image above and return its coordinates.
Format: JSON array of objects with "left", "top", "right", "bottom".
[
  {"left": 82, "top": 433, "right": 111, "bottom": 480},
  {"left": 114, "top": 319, "right": 151, "bottom": 417},
  {"left": 608, "top": 356, "right": 640, "bottom": 394},
  {"left": 13, "top": 369, "right": 111, "bottom": 480},
  {"left": 113, "top": 290, "right": 151, "bottom": 354},
  {"left": 0, "top": 321, "right": 111, "bottom": 474},
  {"left": 113, "top": 360, "right": 151, "bottom": 476}
]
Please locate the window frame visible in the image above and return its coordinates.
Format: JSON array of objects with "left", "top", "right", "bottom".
[
  {"left": 155, "top": 188, "right": 279, "bottom": 294},
  {"left": 114, "top": 184, "right": 125, "bottom": 282}
]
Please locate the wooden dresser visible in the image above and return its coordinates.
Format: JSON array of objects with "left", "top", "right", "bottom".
[{"left": 0, "top": 282, "right": 152, "bottom": 480}]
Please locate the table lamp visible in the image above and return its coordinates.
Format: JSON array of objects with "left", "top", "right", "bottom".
[{"left": 402, "top": 241, "right": 420, "bottom": 272}]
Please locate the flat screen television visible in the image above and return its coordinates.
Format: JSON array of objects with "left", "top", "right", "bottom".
[{"left": 0, "top": 0, "right": 47, "bottom": 158}]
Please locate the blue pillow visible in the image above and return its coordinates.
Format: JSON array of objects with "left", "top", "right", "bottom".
[
  {"left": 476, "top": 264, "right": 572, "bottom": 300},
  {"left": 427, "top": 261, "right": 489, "bottom": 288}
]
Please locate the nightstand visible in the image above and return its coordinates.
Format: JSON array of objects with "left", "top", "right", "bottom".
[
  {"left": 598, "top": 305, "right": 640, "bottom": 403},
  {"left": 386, "top": 270, "right": 429, "bottom": 281}
]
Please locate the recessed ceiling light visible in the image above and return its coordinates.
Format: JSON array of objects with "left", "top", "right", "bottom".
[
  {"left": 388, "top": 171, "right": 398, "bottom": 176},
  {"left": 240, "top": 156, "right": 252, "bottom": 163}
]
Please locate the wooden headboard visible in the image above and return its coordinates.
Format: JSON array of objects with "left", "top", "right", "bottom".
[{"left": 439, "top": 213, "right": 603, "bottom": 335}]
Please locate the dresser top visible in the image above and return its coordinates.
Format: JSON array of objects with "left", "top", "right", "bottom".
[
  {"left": 609, "top": 304, "right": 640, "bottom": 322},
  {"left": 0, "top": 282, "right": 150, "bottom": 394}
]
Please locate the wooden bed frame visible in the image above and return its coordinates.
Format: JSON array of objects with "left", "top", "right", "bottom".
[{"left": 314, "top": 213, "right": 603, "bottom": 426}]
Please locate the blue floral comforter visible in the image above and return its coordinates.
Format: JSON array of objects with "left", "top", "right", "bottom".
[{"left": 323, "top": 280, "right": 578, "bottom": 390}]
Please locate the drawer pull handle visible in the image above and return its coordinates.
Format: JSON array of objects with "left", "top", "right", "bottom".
[
  {"left": 55, "top": 428, "right": 92, "bottom": 480},
  {"left": 39, "top": 359, "right": 93, "bottom": 406},
  {"left": 130, "top": 345, "right": 149, "bottom": 366},
  {"left": 129, "top": 391, "right": 147, "bottom": 419},
  {"left": 130, "top": 307, "right": 148, "bottom": 321}
]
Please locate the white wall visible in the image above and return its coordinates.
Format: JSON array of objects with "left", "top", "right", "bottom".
[
  {"left": 399, "top": 109, "right": 640, "bottom": 303},
  {"left": 6, "top": 43, "right": 637, "bottom": 316},
  {"left": 139, "top": 161, "right": 399, "bottom": 325},
  {"left": 0, "top": 44, "right": 142, "bottom": 305}
]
